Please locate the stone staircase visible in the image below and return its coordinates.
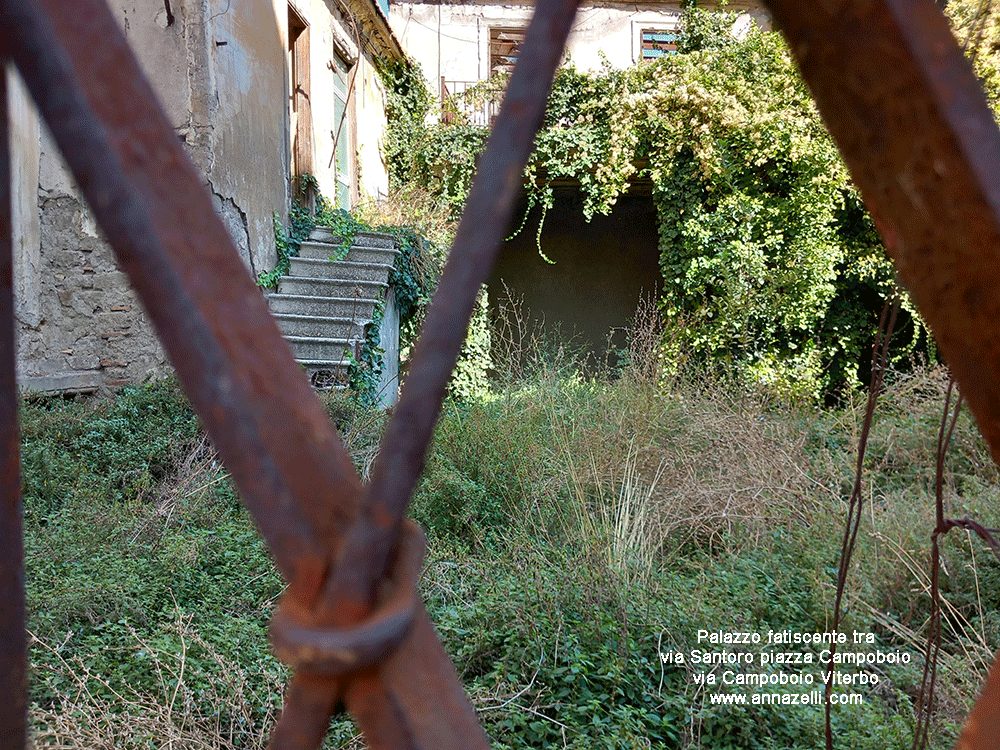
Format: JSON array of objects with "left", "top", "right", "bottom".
[{"left": 267, "top": 227, "right": 400, "bottom": 404}]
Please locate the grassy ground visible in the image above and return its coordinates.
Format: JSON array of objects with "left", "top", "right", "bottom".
[{"left": 20, "top": 330, "right": 1000, "bottom": 748}]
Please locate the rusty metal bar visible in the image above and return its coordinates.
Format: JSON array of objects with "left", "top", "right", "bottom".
[
  {"left": 957, "top": 652, "right": 1000, "bottom": 749},
  {"left": 267, "top": 0, "right": 582, "bottom": 744},
  {"left": 764, "top": 0, "right": 1000, "bottom": 463},
  {"left": 0, "top": 62, "right": 27, "bottom": 750},
  {"left": 336, "top": 0, "right": 583, "bottom": 621},
  {"left": 6, "top": 0, "right": 1000, "bottom": 747},
  {"left": 760, "top": 0, "right": 1000, "bottom": 747}
]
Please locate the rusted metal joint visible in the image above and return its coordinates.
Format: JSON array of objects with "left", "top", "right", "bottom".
[{"left": 269, "top": 519, "right": 425, "bottom": 675}]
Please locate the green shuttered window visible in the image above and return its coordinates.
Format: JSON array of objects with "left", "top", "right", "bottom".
[{"left": 641, "top": 29, "right": 678, "bottom": 59}]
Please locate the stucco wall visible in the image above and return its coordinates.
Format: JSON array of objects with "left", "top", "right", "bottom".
[
  {"left": 208, "top": 0, "right": 287, "bottom": 272},
  {"left": 13, "top": 0, "right": 396, "bottom": 392},
  {"left": 390, "top": 0, "right": 771, "bottom": 104},
  {"left": 356, "top": 52, "right": 392, "bottom": 202},
  {"left": 9, "top": 67, "right": 40, "bottom": 336},
  {"left": 16, "top": 0, "right": 192, "bottom": 393},
  {"left": 284, "top": 0, "right": 393, "bottom": 205}
]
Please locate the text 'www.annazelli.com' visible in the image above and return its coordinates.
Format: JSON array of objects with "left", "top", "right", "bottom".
[{"left": 708, "top": 691, "right": 864, "bottom": 706}]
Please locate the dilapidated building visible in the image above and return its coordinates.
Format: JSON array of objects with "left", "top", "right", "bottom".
[
  {"left": 389, "top": 0, "right": 771, "bottom": 364},
  {"left": 390, "top": 0, "right": 770, "bottom": 122},
  {"left": 11, "top": 0, "right": 403, "bottom": 393}
]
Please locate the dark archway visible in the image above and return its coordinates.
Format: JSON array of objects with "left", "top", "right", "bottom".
[{"left": 488, "top": 187, "right": 661, "bottom": 370}]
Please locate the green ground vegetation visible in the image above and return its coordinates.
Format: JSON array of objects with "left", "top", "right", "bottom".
[
  {"left": 22, "top": 5, "right": 1000, "bottom": 748},
  {"left": 21, "top": 304, "right": 1000, "bottom": 749}
]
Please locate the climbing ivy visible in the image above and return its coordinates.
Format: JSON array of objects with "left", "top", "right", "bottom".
[
  {"left": 347, "top": 299, "right": 387, "bottom": 409},
  {"left": 638, "top": 31, "right": 854, "bottom": 397},
  {"left": 257, "top": 202, "right": 317, "bottom": 289},
  {"left": 675, "top": 1, "right": 738, "bottom": 53},
  {"left": 376, "top": 58, "right": 494, "bottom": 397},
  {"left": 402, "top": 7, "right": 943, "bottom": 398},
  {"left": 413, "top": 126, "right": 488, "bottom": 220},
  {"left": 377, "top": 57, "right": 434, "bottom": 191}
]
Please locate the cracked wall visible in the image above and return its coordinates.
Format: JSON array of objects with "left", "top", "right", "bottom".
[
  {"left": 14, "top": 0, "right": 396, "bottom": 393},
  {"left": 13, "top": 0, "right": 281, "bottom": 392},
  {"left": 206, "top": 0, "right": 286, "bottom": 274},
  {"left": 13, "top": 0, "right": 205, "bottom": 392}
]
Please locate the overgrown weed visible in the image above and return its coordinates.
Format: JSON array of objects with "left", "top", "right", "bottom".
[
  {"left": 21, "top": 311, "right": 1000, "bottom": 748},
  {"left": 29, "top": 611, "right": 285, "bottom": 750},
  {"left": 354, "top": 184, "right": 455, "bottom": 273}
]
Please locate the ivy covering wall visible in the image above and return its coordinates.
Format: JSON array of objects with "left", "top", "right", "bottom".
[{"left": 378, "top": 3, "right": 1000, "bottom": 399}]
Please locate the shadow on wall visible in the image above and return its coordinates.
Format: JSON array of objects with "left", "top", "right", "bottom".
[{"left": 487, "top": 188, "right": 661, "bottom": 373}]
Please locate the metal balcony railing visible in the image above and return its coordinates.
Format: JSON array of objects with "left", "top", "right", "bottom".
[{"left": 441, "top": 78, "right": 502, "bottom": 126}]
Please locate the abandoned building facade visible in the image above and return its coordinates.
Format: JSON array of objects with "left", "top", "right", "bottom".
[
  {"left": 390, "top": 0, "right": 770, "bottom": 120},
  {"left": 389, "top": 0, "right": 771, "bottom": 362},
  {"left": 10, "top": 0, "right": 403, "bottom": 393},
  {"left": 10, "top": 0, "right": 770, "bottom": 392}
]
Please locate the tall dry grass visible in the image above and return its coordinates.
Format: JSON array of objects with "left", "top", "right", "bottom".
[{"left": 490, "top": 293, "right": 1000, "bottom": 738}]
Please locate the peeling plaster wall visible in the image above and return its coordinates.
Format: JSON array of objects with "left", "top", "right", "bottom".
[
  {"left": 18, "top": 0, "right": 268, "bottom": 392},
  {"left": 21, "top": 187, "right": 168, "bottom": 392},
  {"left": 18, "top": 0, "right": 396, "bottom": 392},
  {"left": 17, "top": 0, "right": 192, "bottom": 393},
  {"left": 207, "top": 0, "right": 286, "bottom": 273},
  {"left": 120, "top": 0, "right": 194, "bottom": 127},
  {"left": 390, "top": 0, "right": 771, "bottom": 98}
]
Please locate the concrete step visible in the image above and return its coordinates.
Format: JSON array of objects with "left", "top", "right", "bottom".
[
  {"left": 266, "top": 293, "right": 379, "bottom": 320},
  {"left": 20, "top": 370, "right": 101, "bottom": 395},
  {"left": 298, "top": 240, "right": 399, "bottom": 266},
  {"left": 265, "top": 227, "right": 398, "bottom": 402},
  {"left": 297, "top": 240, "right": 351, "bottom": 262},
  {"left": 285, "top": 336, "right": 359, "bottom": 362},
  {"left": 276, "top": 275, "right": 386, "bottom": 299},
  {"left": 311, "top": 227, "right": 397, "bottom": 248},
  {"left": 288, "top": 257, "right": 394, "bottom": 283},
  {"left": 273, "top": 313, "right": 366, "bottom": 339}
]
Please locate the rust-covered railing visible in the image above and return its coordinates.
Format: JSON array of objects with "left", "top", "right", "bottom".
[{"left": 5, "top": 0, "right": 1000, "bottom": 748}]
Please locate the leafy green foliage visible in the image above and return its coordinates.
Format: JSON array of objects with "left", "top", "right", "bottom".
[
  {"left": 413, "top": 125, "right": 488, "bottom": 219},
  {"left": 377, "top": 57, "right": 434, "bottom": 191},
  {"left": 256, "top": 202, "right": 317, "bottom": 289},
  {"left": 258, "top": 181, "right": 362, "bottom": 290},
  {"left": 21, "top": 382, "right": 286, "bottom": 743},
  {"left": 374, "top": 59, "right": 493, "bottom": 397},
  {"left": 21, "top": 379, "right": 200, "bottom": 517},
  {"left": 425, "top": 548, "right": 688, "bottom": 748},
  {"left": 449, "top": 289, "right": 492, "bottom": 400},
  {"left": 346, "top": 299, "right": 386, "bottom": 409},
  {"left": 676, "top": 2, "right": 739, "bottom": 53},
  {"left": 639, "top": 32, "right": 850, "bottom": 398},
  {"left": 405, "top": 12, "right": 935, "bottom": 398}
]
